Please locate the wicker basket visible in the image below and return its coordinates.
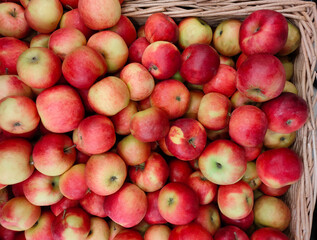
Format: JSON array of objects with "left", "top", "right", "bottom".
[{"left": 121, "top": 1, "right": 317, "bottom": 239}]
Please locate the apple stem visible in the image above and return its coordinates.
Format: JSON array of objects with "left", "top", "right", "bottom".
[
  {"left": 65, "top": 4, "right": 73, "bottom": 10},
  {"left": 5, "top": 68, "right": 8, "bottom": 75},
  {"left": 188, "top": 138, "right": 196, "bottom": 148},
  {"left": 62, "top": 209, "right": 66, "bottom": 219},
  {"left": 63, "top": 144, "right": 76, "bottom": 153},
  {"left": 29, "top": 157, "right": 34, "bottom": 166}
]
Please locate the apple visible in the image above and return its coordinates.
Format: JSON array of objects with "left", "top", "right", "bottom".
[
  {"left": 0, "top": 196, "right": 41, "bottom": 231},
  {"left": 243, "top": 144, "right": 263, "bottom": 162},
  {"left": 144, "top": 12, "right": 179, "bottom": 43},
  {"left": 158, "top": 182, "right": 199, "bottom": 225},
  {"left": 236, "top": 52, "right": 247, "bottom": 69},
  {"left": 0, "top": 2, "right": 30, "bottom": 39},
  {"left": 218, "top": 181, "right": 254, "bottom": 220},
  {"left": 59, "top": 164, "right": 88, "bottom": 200},
  {"left": 0, "top": 225, "right": 16, "bottom": 240},
  {"left": 194, "top": 204, "right": 221, "bottom": 235},
  {"left": 88, "top": 76, "right": 130, "bottom": 116},
  {"left": 128, "top": 37, "right": 150, "bottom": 63},
  {"left": 24, "top": 210, "right": 55, "bottom": 240},
  {"left": 206, "top": 126, "right": 230, "bottom": 141},
  {"left": 109, "top": 15, "right": 137, "bottom": 47},
  {"left": 180, "top": 43, "right": 220, "bottom": 84},
  {"left": 78, "top": 0, "right": 121, "bottom": 30},
  {"left": 30, "top": 34, "right": 50, "bottom": 48},
  {"left": 239, "top": 9, "right": 288, "bottom": 55},
  {"left": 261, "top": 92, "right": 308, "bottom": 133},
  {"left": 230, "top": 91, "right": 259, "bottom": 109},
  {"left": 111, "top": 101, "right": 138, "bottom": 135},
  {"left": 87, "top": 31, "right": 128, "bottom": 73},
  {"left": 241, "top": 162, "right": 261, "bottom": 190},
  {"left": 263, "top": 129, "right": 296, "bottom": 149},
  {"left": 0, "top": 75, "right": 32, "bottom": 100},
  {"left": 73, "top": 115, "right": 116, "bottom": 155},
  {"left": 142, "top": 41, "right": 181, "bottom": 80},
  {"left": 236, "top": 54, "right": 286, "bottom": 102},
  {"left": 169, "top": 158, "right": 193, "bottom": 183},
  {"left": 137, "top": 96, "right": 151, "bottom": 110},
  {"left": 259, "top": 183, "right": 290, "bottom": 197},
  {"left": 137, "top": 25, "right": 145, "bottom": 37},
  {"left": 109, "top": 220, "right": 124, "bottom": 240},
  {"left": 50, "top": 197, "right": 79, "bottom": 217},
  {"left": 104, "top": 183, "right": 147, "bottom": 228},
  {"left": 279, "top": 56, "right": 294, "bottom": 82},
  {"left": 165, "top": 118, "right": 207, "bottom": 161},
  {"left": 113, "top": 229, "right": 143, "bottom": 240},
  {"left": 278, "top": 21, "right": 301, "bottom": 56},
  {"left": 130, "top": 106, "right": 170, "bottom": 142},
  {"left": 203, "top": 64, "right": 237, "bottom": 97},
  {"left": 86, "top": 217, "right": 110, "bottom": 240},
  {"left": 220, "top": 210, "right": 254, "bottom": 231},
  {"left": 283, "top": 81, "right": 298, "bottom": 95},
  {"left": 219, "top": 55, "right": 235, "bottom": 67},
  {"left": 49, "top": 27, "right": 86, "bottom": 60},
  {"left": 213, "top": 19, "right": 241, "bottom": 56},
  {"left": 85, "top": 152, "right": 127, "bottom": 196},
  {"left": 144, "top": 190, "right": 167, "bottom": 224},
  {"left": 0, "top": 187, "right": 9, "bottom": 211},
  {"left": 62, "top": 46, "right": 107, "bottom": 89},
  {"left": 254, "top": 195, "right": 291, "bottom": 231},
  {"left": 183, "top": 90, "right": 204, "bottom": 119},
  {"left": 132, "top": 220, "right": 151, "bottom": 236},
  {"left": 178, "top": 17, "right": 212, "bottom": 49},
  {"left": 199, "top": 139, "right": 246, "bottom": 185},
  {"left": 169, "top": 223, "right": 212, "bottom": 240},
  {"left": 79, "top": 190, "right": 107, "bottom": 218},
  {"left": 186, "top": 171, "right": 218, "bottom": 205},
  {"left": 256, "top": 147, "right": 303, "bottom": 188},
  {"left": 59, "top": 8, "right": 94, "bottom": 39},
  {"left": 144, "top": 224, "right": 171, "bottom": 240},
  {"left": 36, "top": 85, "right": 85, "bottom": 133},
  {"left": 11, "top": 181, "right": 24, "bottom": 197},
  {"left": 251, "top": 227, "right": 289, "bottom": 240},
  {"left": 52, "top": 207, "right": 90, "bottom": 240},
  {"left": 0, "top": 138, "right": 34, "bottom": 185},
  {"left": 150, "top": 79, "right": 190, "bottom": 119},
  {"left": 120, "top": 62, "right": 155, "bottom": 101},
  {"left": 214, "top": 226, "right": 249, "bottom": 240},
  {"left": 24, "top": 0, "right": 63, "bottom": 33},
  {"left": 23, "top": 170, "right": 63, "bottom": 206},
  {"left": 157, "top": 137, "right": 174, "bottom": 156},
  {"left": 229, "top": 105, "right": 268, "bottom": 147}
]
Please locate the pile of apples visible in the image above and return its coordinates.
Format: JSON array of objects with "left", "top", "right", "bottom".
[{"left": 0, "top": 0, "right": 308, "bottom": 239}]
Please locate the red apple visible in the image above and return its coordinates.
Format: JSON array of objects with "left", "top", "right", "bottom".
[
  {"left": 180, "top": 43, "right": 220, "bottom": 84},
  {"left": 50, "top": 197, "right": 79, "bottom": 217},
  {"left": 169, "top": 223, "right": 212, "bottom": 240},
  {"left": 250, "top": 227, "right": 289, "bottom": 240},
  {"left": 137, "top": 25, "right": 145, "bottom": 37},
  {"left": 137, "top": 96, "right": 151, "bottom": 111},
  {"left": 214, "top": 226, "right": 249, "bottom": 240},
  {"left": 243, "top": 144, "right": 263, "bottom": 162},
  {"left": 184, "top": 90, "right": 204, "bottom": 119},
  {"left": 111, "top": 101, "right": 138, "bottom": 135},
  {"left": 0, "top": 75, "right": 32, "bottom": 100},
  {"left": 144, "top": 190, "right": 167, "bottom": 224},
  {"left": 79, "top": 190, "right": 107, "bottom": 218},
  {"left": 113, "top": 229, "right": 143, "bottom": 240},
  {"left": 128, "top": 37, "right": 150, "bottom": 63},
  {"left": 144, "top": 225, "right": 171, "bottom": 240},
  {"left": 239, "top": 9, "right": 288, "bottom": 55},
  {"left": 11, "top": 182, "right": 24, "bottom": 197},
  {"left": 0, "top": 225, "right": 16, "bottom": 240},
  {"left": 220, "top": 210, "right": 254, "bottom": 231},
  {"left": 195, "top": 204, "right": 221, "bottom": 236},
  {"left": 236, "top": 52, "right": 247, "bottom": 69},
  {"left": 109, "top": 15, "right": 137, "bottom": 47},
  {"left": 169, "top": 159, "right": 193, "bottom": 183},
  {"left": 259, "top": 183, "right": 290, "bottom": 197}
]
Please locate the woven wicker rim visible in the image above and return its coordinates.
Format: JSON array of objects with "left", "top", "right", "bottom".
[{"left": 121, "top": 1, "right": 317, "bottom": 240}]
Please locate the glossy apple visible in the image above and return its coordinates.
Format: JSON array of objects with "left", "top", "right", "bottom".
[
  {"left": 214, "top": 226, "right": 249, "bottom": 240},
  {"left": 194, "top": 204, "right": 221, "bottom": 235},
  {"left": 251, "top": 227, "right": 289, "bottom": 240},
  {"left": 259, "top": 183, "right": 290, "bottom": 197},
  {"left": 109, "top": 15, "right": 137, "bottom": 47},
  {"left": 79, "top": 190, "right": 107, "bottom": 218},
  {"left": 128, "top": 37, "right": 150, "bottom": 63},
  {"left": 169, "top": 223, "right": 212, "bottom": 240},
  {"left": 113, "top": 229, "right": 143, "bottom": 240},
  {"left": 144, "top": 190, "right": 167, "bottom": 224},
  {"left": 169, "top": 159, "right": 193, "bottom": 183}
]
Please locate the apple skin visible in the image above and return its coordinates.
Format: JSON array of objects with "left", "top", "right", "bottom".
[
  {"left": 0, "top": 196, "right": 41, "bottom": 231},
  {"left": 144, "top": 190, "right": 167, "bottom": 224},
  {"left": 137, "top": 96, "right": 151, "bottom": 111},
  {"left": 230, "top": 91, "right": 259, "bottom": 109},
  {"left": 206, "top": 126, "right": 230, "bottom": 141},
  {"left": 36, "top": 85, "right": 85, "bottom": 133},
  {"left": 239, "top": 9, "right": 288, "bottom": 55},
  {"left": 17, "top": 47, "right": 62, "bottom": 89},
  {"left": 0, "top": 75, "right": 32, "bottom": 100},
  {"left": 130, "top": 106, "right": 170, "bottom": 142},
  {"left": 144, "top": 12, "right": 179, "bottom": 43},
  {"left": 128, "top": 37, "right": 150, "bottom": 63},
  {"left": 59, "top": 0, "right": 78, "bottom": 9},
  {"left": 0, "top": 225, "right": 16, "bottom": 240},
  {"left": 218, "top": 181, "right": 254, "bottom": 220},
  {"left": 79, "top": 190, "right": 107, "bottom": 218},
  {"left": 88, "top": 76, "right": 130, "bottom": 116},
  {"left": 129, "top": 152, "right": 169, "bottom": 192},
  {"left": 111, "top": 101, "right": 138, "bottom": 135},
  {"left": 184, "top": 90, "right": 204, "bottom": 119},
  {"left": 236, "top": 52, "right": 248, "bottom": 69},
  {"left": 256, "top": 148, "right": 303, "bottom": 188},
  {"left": 220, "top": 210, "right": 254, "bottom": 231},
  {"left": 137, "top": 25, "right": 145, "bottom": 37},
  {"left": 243, "top": 144, "right": 263, "bottom": 162},
  {"left": 278, "top": 22, "right": 301, "bottom": 56},
  {"left": 259, "top": 183, "right": 290, "bottom": 197},
  {"left": 120, "top": 62, "right": 155, "bottom": 101},
  {"left": 22, "top": 170, "right": 63, "bottom": 206},
  {"left": 214, "top": 226, "right": 249, "bottom": 240},
  {"left": 104, "top": 183, "right": 147, "bottom": 228},
  {"left": 52, "top": 207, "right": 91, "bottom": 240},
  {"left": 24, "top": 0, "right": 63, "bottom": 33},
  {"left": 169, "top": 223, "right": 213, "bottom": 240},
  {"left": 241, "top": 161, "right": 262, "bottom": 190},
  {"left": 158, "top": 182, "right": 199, "bottom": 225},
  {"left": 50, "top": 197, "right": 79, "bottom": 217},
  {"left": 263, "top": 129, "right": 296, "bottom": 149},
  {"left": 199, "top": 139, "right": 246, "bottom": 185},
  {"left": 178, "top": 17, "right": 212, "bottom": 49},
  {"left": 86, "top": 217, "right": 110, "bottom": 240},
  {"left": 73, "top": 115, "right": 116, "bottom": 155},
  {"left": 62, "top": 46, "right": 107, "bottom": 89},
  {"left": 59, "top": 8, "right": 94, "bottom": 39},
  {"left": 142, "top": 41, "right": 181, "bottom": 80},
  {"left": 229, "top": 105, "right": 268, "bottom": 147},
  {"left": 144, "top": 224, "right": 171, "bottom": 240},
  {"left": 203, "top": 64, "right": 237, "bottom": 97},
  {"left": 150, "top": 79, "right": 190, "bottom": 119},
  {"left": 49, "top": 27, "right": 87, "bottom": 60},
  {"left": 0, "top": 2, "right": 30, "bottom": 39},
  {"left": 254, "top": 195, "right": 291, "bottom": 231},
  {"left": 0, "top": 187, "right": 9, "bottom": 212},
  {"left": 108, "top": 15, "right": 137, "bottom": 47},
  {"left": 169, "top": 159, "right": 193, "bottom": 183},
  {"left": 250, "top": 227, "right": 289, "bottom": 240},
  {"left": 0, "top": 96, "right": 40, "bottom": 135},
  {"left": 85, "top": 152, "right": 127, "bottom": 196},
  {"left": 78, "top": 0, "right": 121, "bottom": 30},
  {"left": 194, "top": 204, "right": 221, "bottom": 236},
  {"left": 279, "top": 57, "right": 294, "bottom": 82},
  {"left": 180, "top": 43, "right": 220, "bottom": 85},
  {"left": 186, "top": 171, "right": 218, "bottom": 205},
  {"left": 219, "top": 55, "right": 235, "bottom": 68},
  {"left": 24, "top": 210, "right": 55, "bottom": 240},
  {"left": 261, "top": 92, "right": 308, "bottom": 133},
  {"left": 236, "top": 54, "right": 286, "bottom": 102},
  {"left": 0, "top": 138, "right": 34, "bottom": 185},
  {"left": 213, "top": 19, "right": 241, "bottom": 57},
  {"left": 30, "top": 34, "right": 50, "bottom": 48},
  {"left": 113, "top": 229, "right": 143, "bottom": 240}
]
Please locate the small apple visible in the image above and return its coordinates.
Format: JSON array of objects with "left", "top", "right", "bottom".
[
  {"left": 219, "top": 55, "right": 235, "bottom": 67},
  {"left": 128, "top": 37, "right": 150, "bottom": 63},
  {"left": 144, "top": 190, "right": 167, "bottom": 225},
  {"left": 183, "top": 90, "right": 204, "bottom": 119},
  {"left": 283, "top": 81, "right": 298, "bottom": 94},
  {"left": 195, "top": 204, "right": 221, "bottom": 236},
  {"left": 169, "top": 223, "right": 212, "bottom": 240},
  {"left": 86, "top": 217, "right": 110, "bottom": 240},
  {"left": 79, "top": 190, "right": 107, "bottom": 218},
  {"left": 241, "top": 162, "right": 262, "bottom": 190},
  {"left": 169, "top": 158, "right": 193, "bottom": 183},
  {"left": 278, "top": 22, "right": 301, "bottom": 56},
  {"left": 30, "top": 34, "right": 50, "bottom": 48},
  {"left": 230, "top": 91, "right": 260, "bottom": 109},
  {"left": 263, "top": 129, "right": 296, "bottom": 149}
]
